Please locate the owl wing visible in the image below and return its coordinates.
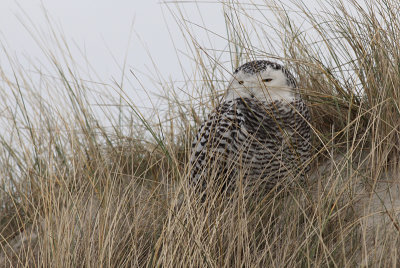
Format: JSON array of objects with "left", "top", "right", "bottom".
[
  {"left": 189, "top": 100, "right": 243, "bottom": 189},
  {"left": 293, "top": 99, "right": 312, "bottom": 173},
  {"left": 280, "top": 99, "right": 311, "bottom": 178}
]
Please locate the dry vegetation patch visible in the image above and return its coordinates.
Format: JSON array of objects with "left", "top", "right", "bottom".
[{"left": 1, "top": 0, "right": 400, "bottom": 267}]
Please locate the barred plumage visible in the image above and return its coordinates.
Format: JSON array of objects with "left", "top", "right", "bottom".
[{"left": 189, "top": 60, "right": 311, "bottom": 194}]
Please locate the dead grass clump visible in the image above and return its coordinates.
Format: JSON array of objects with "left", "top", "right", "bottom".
[{"left": 1, "top": 0, "right": 400, "bottom": 267}]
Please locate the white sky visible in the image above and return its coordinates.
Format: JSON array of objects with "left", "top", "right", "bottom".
[
  {"left": 0, "top": 0, "right": 240, "bottom": 123},
  {"left": 0, "top": 0, "right": 227, "bottom": 85}
]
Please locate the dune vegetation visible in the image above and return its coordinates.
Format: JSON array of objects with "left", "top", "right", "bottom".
[{"left": 1, "top": 0, "right": 400, "bottom": 267}]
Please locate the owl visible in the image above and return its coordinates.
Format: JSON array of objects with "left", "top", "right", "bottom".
[{"left": 189, "top": 60, "right": 311, "bottom": 194}]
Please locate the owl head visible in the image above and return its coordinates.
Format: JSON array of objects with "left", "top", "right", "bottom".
[{"left": 225, "top": 60, "right": 298, "bottom": 102}]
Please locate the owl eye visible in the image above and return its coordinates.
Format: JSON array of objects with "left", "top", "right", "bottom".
[
  {"left": 238, "top": 81, "right": 244, "bottom": 85},
  {"left": 262, "top": 78, "right": 273, "bottom": 82}
]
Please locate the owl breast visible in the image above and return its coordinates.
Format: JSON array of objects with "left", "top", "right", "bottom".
[{"left": 189, "top": 97, "right": 311, "bottom": 193}]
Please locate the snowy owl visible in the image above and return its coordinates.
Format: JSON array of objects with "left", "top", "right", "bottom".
[{"left": 189, "top": 60, "right": 311, "bottom": 194}]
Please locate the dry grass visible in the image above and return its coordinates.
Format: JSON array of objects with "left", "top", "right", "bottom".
[{"left": 1, "top": 0, "right": 400, "bottom": 267}]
